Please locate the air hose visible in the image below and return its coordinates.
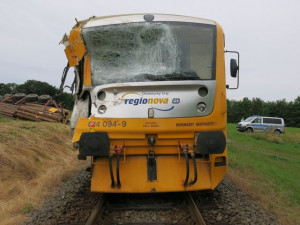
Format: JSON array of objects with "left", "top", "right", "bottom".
[
  {"left": 108, "top": 154, "right": 115, "bottom": 187},
  {"left": 189, "top": 153, "right": 198, "bottom": 185},
  {"left": 183, "top": 149, "right": 190, "bottom": 187},
  {"left": 116, "top": 152, "right": 121, "bottom": 187}
]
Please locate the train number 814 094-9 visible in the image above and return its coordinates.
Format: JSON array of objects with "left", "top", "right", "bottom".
[{"left": 88, "top": 121, "right": 127, "bottom": 128}]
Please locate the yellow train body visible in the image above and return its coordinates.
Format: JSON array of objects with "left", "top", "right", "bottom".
[{"left": 63, "top": 14, "right": 231, "bottom": 193}]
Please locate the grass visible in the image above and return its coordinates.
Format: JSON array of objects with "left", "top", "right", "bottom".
[
  {"left": 22, "top": 204, "right": 33, "bottom": 215},
  {"left": 227, "top": 123, "right": 300, "bottom": 225},
  {"left": 0, "top": 114, "right": 13, "bottom": 122},
  {"left": 0, "top": 116, "right": 87, "bottom": 225}
]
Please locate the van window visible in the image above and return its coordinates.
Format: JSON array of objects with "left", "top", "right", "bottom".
[
  {"left": 253, "top": 117, "right": 261, "bottom": 123},
  {"left": 263, "top": 118, "right": 282, "bottom": 124},
  {"left": 245, "top": 117, "right": 255, "bottom": 122}
]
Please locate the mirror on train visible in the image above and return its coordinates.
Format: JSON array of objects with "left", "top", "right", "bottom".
[
  {"left": 230, "top": 59, "right": 238, "bottom": 77},
  {"left": 225, "top": 50, "right": 240, "bottom": 89}
]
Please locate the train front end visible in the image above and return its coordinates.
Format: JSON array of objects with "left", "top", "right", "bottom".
[{"left": 64, "top": 14, "right": 228, "bottom": 193}]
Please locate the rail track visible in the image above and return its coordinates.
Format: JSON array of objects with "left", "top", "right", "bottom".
[
  {"left": 25, "top": 171, "right": 279, "bottom": 225},
  {"left": 85, "top": 192, "right": 206, "bottom": 225}
]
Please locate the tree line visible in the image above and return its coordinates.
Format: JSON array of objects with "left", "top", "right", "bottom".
[
  {"left": 227, "top": 97, "right": 300, "bottom": 127},
  {"left": 0, "top": 80, "right": 74, "bottom": 110},
  {"left": 1, "top": 80, "right": 299, "bottom": 127}
]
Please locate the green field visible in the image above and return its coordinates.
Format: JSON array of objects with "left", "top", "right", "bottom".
[{"left": 227, "top": 123, "right": 300, "bottom": 224}]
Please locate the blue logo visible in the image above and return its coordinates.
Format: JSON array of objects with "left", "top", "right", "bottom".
[
  {"left": 122, "top": 92, "right": 180, "bottom": 111},
  {"left": 172, "top": 98, "right": 180, "bottom": 104}
]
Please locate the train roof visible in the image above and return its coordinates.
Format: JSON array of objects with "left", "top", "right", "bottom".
[{"left": 78, "top": 14, "right": 216, "bottom": 28}]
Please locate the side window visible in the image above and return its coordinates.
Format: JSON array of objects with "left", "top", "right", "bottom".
[
  {"left": 263, "top": 118, "right": 282, "bottom": 124},
  {"left": 253, "top": 117, "right": 261, "bottom": 123},
  {"left": 274, "top": 119, "right": 282, "bottom": 124}
]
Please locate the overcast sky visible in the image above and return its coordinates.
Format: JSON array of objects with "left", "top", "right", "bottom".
[{"left": 0, "top": 0, "right": 299, "bottom": 102}]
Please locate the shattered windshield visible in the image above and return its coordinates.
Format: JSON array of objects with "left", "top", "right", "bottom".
[{"left": 82, "top": 22, "right": 216, "bottom": 85}]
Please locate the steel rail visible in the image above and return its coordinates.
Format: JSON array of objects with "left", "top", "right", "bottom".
[
  {"left": 185, "top": 192, "right": 206, "bottom": 225},
  {"left": 85, "top": 192, "right": 206, "bottom": 225},
  {"left": 85, "top": 194, "right": 106, "bottom": 225}
]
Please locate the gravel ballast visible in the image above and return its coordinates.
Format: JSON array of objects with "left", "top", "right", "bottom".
[{"left": 24, "top": 168, "right": 280, "bottom": 225}]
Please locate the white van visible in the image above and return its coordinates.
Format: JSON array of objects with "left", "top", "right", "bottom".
[{"left": 236, "top": 116, "right": 285, "bottom": 134}]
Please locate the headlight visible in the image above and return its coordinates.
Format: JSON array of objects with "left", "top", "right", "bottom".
[
  {"left": 148, "top": 108, "right": 154, "bottom": 118},
  {"left": 97, "top": 91, "right": 106, "bottom": 100},
  {"left": 98, "top": 105, "right": 107, "bottom": 114},
  {"left": 196, "top": 102, "right": 206, "bottom": 112},
  {"left": 198, "top": 86, "right": 208, "bottom": 97}
]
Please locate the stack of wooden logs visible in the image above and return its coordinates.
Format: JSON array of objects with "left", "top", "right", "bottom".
[{"left": 0, "top": 102, "right": 69, "bottom": 124}]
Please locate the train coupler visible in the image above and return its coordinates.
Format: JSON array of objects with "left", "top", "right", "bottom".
[{"left": 147, "top": 150, "right": 157, "bottom": 181}]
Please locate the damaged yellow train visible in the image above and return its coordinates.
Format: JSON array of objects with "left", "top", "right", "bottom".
[{"left": 61, "top": 14, "right": 239, "bottom": 193}]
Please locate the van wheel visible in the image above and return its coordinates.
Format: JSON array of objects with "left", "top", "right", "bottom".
[
  {"left": 274, "top": 130, "right": 281, "bottom": 135},
  {"left": 246, "top": 128, "right": 253, "bottom": 133}
]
